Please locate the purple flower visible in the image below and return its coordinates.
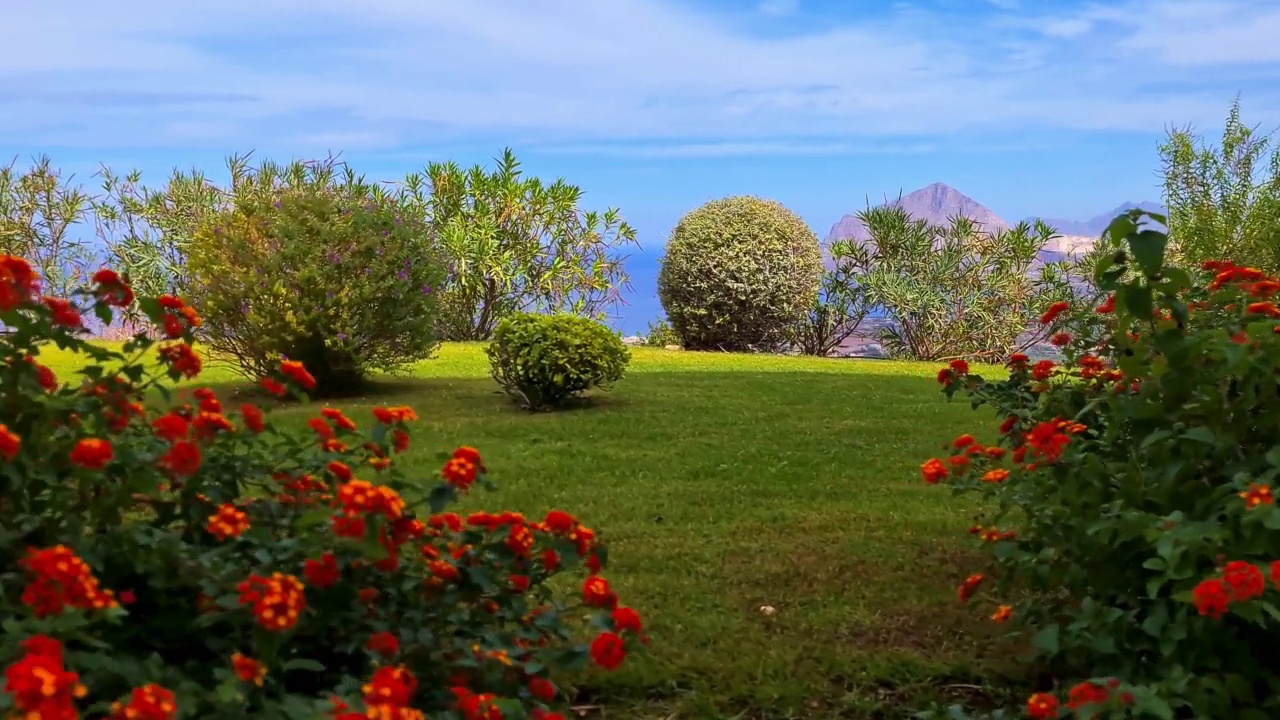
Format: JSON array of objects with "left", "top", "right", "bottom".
[
  {"left": 420, "top": 285, "right": 432, "bottom": 295},
  {"left": 273, "top": 201, "right": 281, "bottom": 208},
  {"left": 398, "top": 270, "right": 410, "bottom": 281},
  {"left": 336, "top": 332, "right": 348, "bottom": 340},
  {"left": 328, "top": 253, "right": 341, "bottom": 264}
]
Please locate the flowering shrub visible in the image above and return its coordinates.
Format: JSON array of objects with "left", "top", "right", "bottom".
[
  {"left": 0, "top": 256, "right": 644, "bottom": 718},
  {"left": 919, "top": 211, "right": 1280, "bottom": 718},
  {"left": 183, "top": 175, "right": 448, "bottom": 396}
]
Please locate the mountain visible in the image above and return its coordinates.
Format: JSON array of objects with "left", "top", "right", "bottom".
[
  {"left": 1024, "top": 201, "right": 1166, "bottom": 238},
  {"left": 825, "top": 182, "right": 1010, "bottom": 243}
]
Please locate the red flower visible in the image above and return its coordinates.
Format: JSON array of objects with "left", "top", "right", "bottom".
[
  {"left": 544, "top": 510, "right": 577, "bottom": 534},
  {"left": 152, "top": 413, "right": 190, "bottom": 442},
  {"left": 612, "top": 606, "right": 644, "bottom": 634},
  {"left": 998, "top": 415, "right": 1017, "bottom": 434},
  {"left": 280, "top": 360, "right": 317, "bottom": 390},
  {"left": 1050, "top": 332, "right": 1072, "bottom": 347},
  {"left": 108, "top": 684, "right": 177, "bottom": 720},
  {"left": 240, "top": 403, "right": 265, "bottom": 433},
  {"left": 363, "top": 665, "right": 417, "bottom": 707},
  {"left": 236, "top": 573, "right": 306, "bottom": 631},
  {"left": 948, "top": 359, "right": 969, "bottom": 375},
  {"left": 1095, "top": 294, "right": 1115, "bottom": 313},
  {"left": 952, "top": 434, "right": 975, "bottom": 449},
  {"left": 1039, "top": 301, "right": 1069, "bottom": 325},
  {"left": 42, "top": 296, "right": 83, "bottom": 329},
  {"left": 1067, "top": 681, "right": 1111, "bottom": 712},
  {"left": 1031, "top": 360, "right": 1055, "bottom": 381},
  {"left": 372, "top": 405, "right": 418, "bottom": 424},
  {"left": 3, "top": 635, "right": 86, "bottom": 719},
  {"left": 1223, "top": 561, "right": 1265, "bottom": 602},
  {"left": 366, "top": 631, "right": 400, "bottom": 658},
  {"left": 0, "top": 424, "right": 20, "bottom": 461},
  {"left": 0, "top": 255, "right": 40, "bottom": 310},
  {"left": 1192, "top": 577, "right": 1231, "bottom": 618},
  {"left": 528, "top": 677, "right": 557, "bottom": 702},
  {"left": 92, "top": 268, "right": 135, "bottom": 307},
  {"left": 158, "top": 440, "right": 201, "bottom": 477},
  {"left": 957, "top": 573, "right": 985, "bottom": 603},
  {"left": 321, "top": 407, "right": 357, "bottom": 431},
  {"left": 69, "top": 438, "right": 113, "bottom": 469},
  {"left": 1025, "top": 692, "right": 1059, "bottom": 719},
  {"left": 19, "top": 545, "right": 118, "bottom": 617},
  {"left": 157, "top": 342, "right": 201, "bottom": 378},
  {"left": 442, "top": 456, "right": 478, "bottom": 490},
  {"left": 207, "top": 504, "right": 250, "bottom": 541},
  {"left": 589, "top": 631, "right": 627, "bottom": 670},
  {"left": 259, "top": 377, "right": 287, "bottom": 396},
  {"left": 231, "top": 653, "right": 267, "bottom": 686},
  {"left": 303, "top": 552, "right": 341, "bottom": 588}
]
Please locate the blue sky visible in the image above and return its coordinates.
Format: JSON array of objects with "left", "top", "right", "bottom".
[{"left": 4, "top": 0, "right": 1279, "bottom": 332}]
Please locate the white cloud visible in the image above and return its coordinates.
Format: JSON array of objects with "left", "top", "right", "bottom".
[{"left": 0, "top": 0, "right": 1276, "bottom": 152}]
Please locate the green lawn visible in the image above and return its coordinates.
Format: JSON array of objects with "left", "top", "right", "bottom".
[{"left": 39, "top": 343, "right": 1009, "bottom": 719}]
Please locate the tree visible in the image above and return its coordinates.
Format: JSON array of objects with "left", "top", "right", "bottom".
[
  {"left": 789, "top": 247, "right": 870, "bottom": 356},
  {"left": 836, "top": 204, "right": 1075, "bottom": 361},
  {"left": 1160, "top": 97, "right": 1280, "bottom": 273},
  {"left": 402, "top": 149, "right": 638, "bottom": 341},
  {"left": 0, "top": 156, "right": 97, "bottom": 298}
]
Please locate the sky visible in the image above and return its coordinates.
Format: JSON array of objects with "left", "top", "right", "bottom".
[{"left": 3, "top": 0, "right": 1279, "bottom": 333}]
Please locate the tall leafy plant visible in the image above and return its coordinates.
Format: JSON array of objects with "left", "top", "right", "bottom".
[
  {"left": 1160, "top": 97, "right": 1280, "bottom": 274},
  {"left": 403, "top": 148, "right": 638, "bottom": 340},
  {"left": 0, "top": 156, "right": 97, "bottom": 298},
  {"left": 789, "top": 247, "right": 870, "bottom": 356},
  {"left": 836, "top": 204, "right": 1077, "bottom": 361}
]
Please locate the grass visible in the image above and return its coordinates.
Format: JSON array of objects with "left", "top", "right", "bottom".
[{"left": 38, "top": 342, "right": 1012, "bottom": 719}]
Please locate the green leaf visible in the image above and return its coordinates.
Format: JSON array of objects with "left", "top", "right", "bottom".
[
  {"left": 1030, "top": 624, "right": 1059, "bottom": 654},
  {"left": 1128, "top": 229, "right": 1168, "bottom": 276},
  {"left": 282, "top": 658, "right": 326, "bottom": 672}
]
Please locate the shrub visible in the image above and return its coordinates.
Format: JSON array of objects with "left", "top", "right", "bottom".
[
  {"left": 919, "top": 210, "right": 1280, "bottom": 718},
  {"left": 834, "top": 205, "right": 1078, "bottom": 361},
  {"left": 410, "top": 149, "right": 638, "bottom": 341},
  {"left": 657, "top": 196, "right": 822, "bottom": 352},
  {"left": 183, "top": 169, "right": 447, "bottom": 396},
  {"left": 789, "top": 245, "right": 870, "bottom": 356},
  {"left": 486, "top": 313, "right": 630, "bottom": 411},
  {"left": 0, "top": 256, "right": 644, "bottom": 719},
  {"left": 644, "top": 318, "right": 681, "bottom": 348}
]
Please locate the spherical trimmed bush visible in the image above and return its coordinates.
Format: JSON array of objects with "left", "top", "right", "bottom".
[
  {"left": 657, "top": 196, "right": 822, "bottom": 351},
  {"left": 486, "top": 312, "right": 630, "bottom": 411}
]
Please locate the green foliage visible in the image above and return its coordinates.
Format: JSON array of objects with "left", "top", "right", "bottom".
[
  {"left": 643, "top": 317, "right": 682, "bottom": 348},
  {"left": 0, "top": 156, "right": 98, "bottom": 298},
  {"left": 486, "top": 312, "right": 630, "bottom": 411},
  {"left": 183, "top": 159, "right": 447, "bottom": 396},
  {"left": 405, "top": 149, "right": 638, "bottom": 341},
  {"left": 1160, "top": 97, "right": 1280, "bottom": 274},
  {"left": 836, "top": 204, "right": 1077, "bottom": 361},
  {"left": 658, "top": 196, "right": 822, "bottom": 352},
  {"left": 0, "top": 260, "right": 642, "bottom": 718},
  {"left": 923, "top": 210, "right": 1280, "bottom": 717},
  {"left": 789, "top": 245, "right": 870, "bottom": 356}
]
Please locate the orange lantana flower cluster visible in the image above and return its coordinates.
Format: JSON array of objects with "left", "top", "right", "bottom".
[
  {"left": 19, "top": 545, "right": 118, "bottom": 618},
  {"left": 2, "top": 635, "right": 87, "bottom": 720},
  {"left": 236, "top": 573, "right": 307, "bottom": 631}
]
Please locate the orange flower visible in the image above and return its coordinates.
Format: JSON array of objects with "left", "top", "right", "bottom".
[
  {"left": 991, "top": 604, "right": 1013, "bottom": 622},
  {"left": 23, "top": 356, "right": 58, "bottom": 391},
  {"left": 321, "top": 407, "right": 357, "bottom": 431},
  {"left": 20, "top": 545, "right": 118, "bottom": 617},
  {"left": 1192, "top": 577, "right": 1231, "bottom": 618},
  {"left": 363, "top": 665, "right": 417, "bottom": 707},
  {"left": 372, "top": 405, "right": 418, "bottom": 424},
  {"left": 69, "top": 438, "right": 113, "bottom": 469},
  {"left": 1039, "top": 301, "right": 1069, "bottom": 325},
  {"left": 259, "top": 377, "right": 287, "bottom": 396},
  {"left": 952, "top": 434, "right": 975, "bottom": 449},
  {"left": 108, "top": 684, "right": 177, "bottom": 720},
  {"left": 3, "top": 635, "right": 87, "bottom": 719},
  {"left": 505, "top": 524, "right": 535, "bottom": 556},
  {"left": 231, "top": 653, "right": 267, "bottom": 686},
  {"left": 308, "top": 417, "right": 335, "bottom": 440},
  {"left": 957, "top": 573, "right": 985, "bottom": 603},
  {"left": 1240, "top": 483, "right": 1274, "bottom": 508},
  {"left": 192, "top": 411, "right": 234, "bottom": 439},
  {"left": 442, "top": 456, "right": 478, "bottom": 490},
  {"left": 582, "top": 576, "right": 618, "bottom": 608},
  {"left": 1031, "top": 359, "right": 1055, "bottom": 381},
  {"left": 236, "top": 573, "right": 306, "bottom": 631},
  {"left": 280, "top": 360, "right": 317, "bottom": 391},
  {"left": 589, "top": 631, "right": 627, "bottom": 670},
  {"left": 0, "top": 423, "right": 20, "bottom": 461},
  {"left": 1026, "top": 692, "right": 1059, "bottom": 719},
  {"left": 920, "top": 458, "right": 948, "bottom": 484},
  {"left": 207, "top": 504, "right": 250, "bottom": 541},
  {"left": 157, "top": 342, "right": 201, "bottom": 378},
  {"left": 337, "top": 480, "right": 406, "bottom": 520},
  {"left": 980, "top": 469, "right": 1009, "bottom": 484}
]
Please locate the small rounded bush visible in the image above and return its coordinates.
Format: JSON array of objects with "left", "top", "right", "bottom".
[
  {"left": 486, "top": 313, "right": 630, "bottom": 411},
  {"left": 658, "top": 196, "right": 823, "bottom": 351}
]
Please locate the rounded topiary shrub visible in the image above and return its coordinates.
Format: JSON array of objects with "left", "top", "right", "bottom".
[
  {"left": 486, "top": 313, "right": 630, "bottom": 411},
  {"left": 657, "top": 196, "right": 823, "bottom": 351}
]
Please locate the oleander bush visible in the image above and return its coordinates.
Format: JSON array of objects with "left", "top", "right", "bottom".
[
  {"left": 183, "top": 169, "right": 448, "bottom": 397},
  {"left": 0, "top": 255, "right": 644, "bottom": 720},
  {"left": 918, "top": 211, "right": 1280, "bottom": 719},
  {"left": 486, "top": 313, "right": 630, "bottom": 412}
]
